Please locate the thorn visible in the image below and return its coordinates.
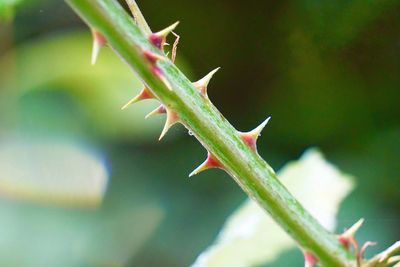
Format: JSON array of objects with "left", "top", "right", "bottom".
[
  {"left": 91, "top": 29, "right": 107, "bottom": 65},
  {"left": 239, "top": 117, "right": 271, "bottom": 151},
  {"left": 345, "top": 218, "right": 365, "bottom": 237},
  {"left": 121, "top": 87, "right": 154, "bottom": 110},
  {"left": 145, "top": 105, "right": 166, "bottom": 119},
  {"left": 158, "top": 108, "right": 179, "bottom": 140},
  {"left": 156, "top": 21, "right": 180, "bottom": 38},
  {"left": 143, "top": 50, "right": 168, "bottom": 64},
  {"left": 142, "top": 50, "right": 172, "bottom": 90},
  {"left": 149, "top": 21, "right": 180, "bottom": 49},
  {"left": 189, "top": 152, "right": 222, "bottom": 177},
  {"left": 303, "top": 251, "right": 318, "bottom": 267},
  {"left": 338, "top": 218, "right": 364, "bottom": 249},
  {"left": 192, "top": 67, "right": 220, "bottom": 95}
]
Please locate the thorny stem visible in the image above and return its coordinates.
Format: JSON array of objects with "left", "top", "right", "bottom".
[{"left": 66, "top": 0, "right": 355, "bottom": 266}]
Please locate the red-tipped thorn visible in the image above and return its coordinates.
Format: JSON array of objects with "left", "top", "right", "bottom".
[
  {"left": 338, "top": 218, "right": 364, "bottom": 250},
  {"left": 143, "top": 50, "right": 167, "bottom": 64},
  {"left": 189, "top": 152, "right": 222, "bottom": 177},
  {"left": 152, "top": 66, "right": 172, "bottom": 90},
  {"left": 192, "top": 67, "right": 220, "bottom": 95},
  {"left": 159, "top": 108, "right": 179, "bottom": 141},
  {"left": 239, "top": 117, "right": 271, "bottom": 152},
  {"left": 91, "top": 29, "right": 107, "bottom": 65},
  {"left": 121, "top": 87, "right": 154, "bottom": 110},
  {"left": 149, "top": 21, "right": 179, "bottom": 49},
  {"left": 143, "top": 49, "right": 171, "bottom": 90},
  {"left": 145, "top": 105, "right": 166, "bottom": 119},
  {"left": 303, "top": 251, "right": 318, "bottom": 267}
]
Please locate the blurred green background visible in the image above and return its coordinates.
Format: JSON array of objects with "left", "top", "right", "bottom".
[{"left": 0, "top": 0, "right": 399, "bottom": 266}]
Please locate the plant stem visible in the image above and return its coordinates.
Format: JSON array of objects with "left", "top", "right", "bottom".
[
  {"left": 124, "top": 0, "right": 151, "bottom": 34},
  {"left": 66, "top": 0, "right": 353, "bottom": 265}
]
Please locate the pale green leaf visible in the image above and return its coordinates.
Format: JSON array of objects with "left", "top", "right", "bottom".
[
  {"left": 0, "top": 137, "right": 108, "bottom": 207},
  {"left": 0, "top": 31, "right": 167, "bottom": 141},
  {"left": 0, "top": 0, "right": 24, "bottom": 21},
  {"left": 192, "top": 149, "right": 354, "bottom": 267}
]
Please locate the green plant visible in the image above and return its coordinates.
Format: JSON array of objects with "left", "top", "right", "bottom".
[{"left": 65, "top": 0, "right": 399, "bottom": 266}]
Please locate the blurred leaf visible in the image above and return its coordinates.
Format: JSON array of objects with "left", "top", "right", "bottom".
[
  {"left": 0, "top": 200, "right": 163, "bottom": 267},
  {"left": 192, "top": 149, "right": 354, "bottom": 267},
  {"left": 0, "top": 136, "right": 108, "bottom": 207},
  {"left": 0, "top": 31, "right": 168, "bottom": 141},
  {"left": 0, "top": 0, "right": 22, "bottom": 21},
  {"left": 18, "top": 89, "right": 90, "bottom": 137}
]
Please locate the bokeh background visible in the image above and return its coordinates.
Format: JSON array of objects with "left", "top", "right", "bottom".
[{"left": 0, "top": 0, "right": 399, "bottom": 266}]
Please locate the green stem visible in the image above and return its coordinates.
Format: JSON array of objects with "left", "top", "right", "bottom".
[{"left": 66, "top": 0, "right": 353, "bottom": 265}]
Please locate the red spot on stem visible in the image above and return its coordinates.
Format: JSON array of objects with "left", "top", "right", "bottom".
[
  {"left": 149, "top": 34, "right": 163, "bottom": 49},
  {"left": 240, "top": 134, "right": 257, "bottom": 151},
  {"left": 303, "top": 251, "right": 318, "bottom": 267}
]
